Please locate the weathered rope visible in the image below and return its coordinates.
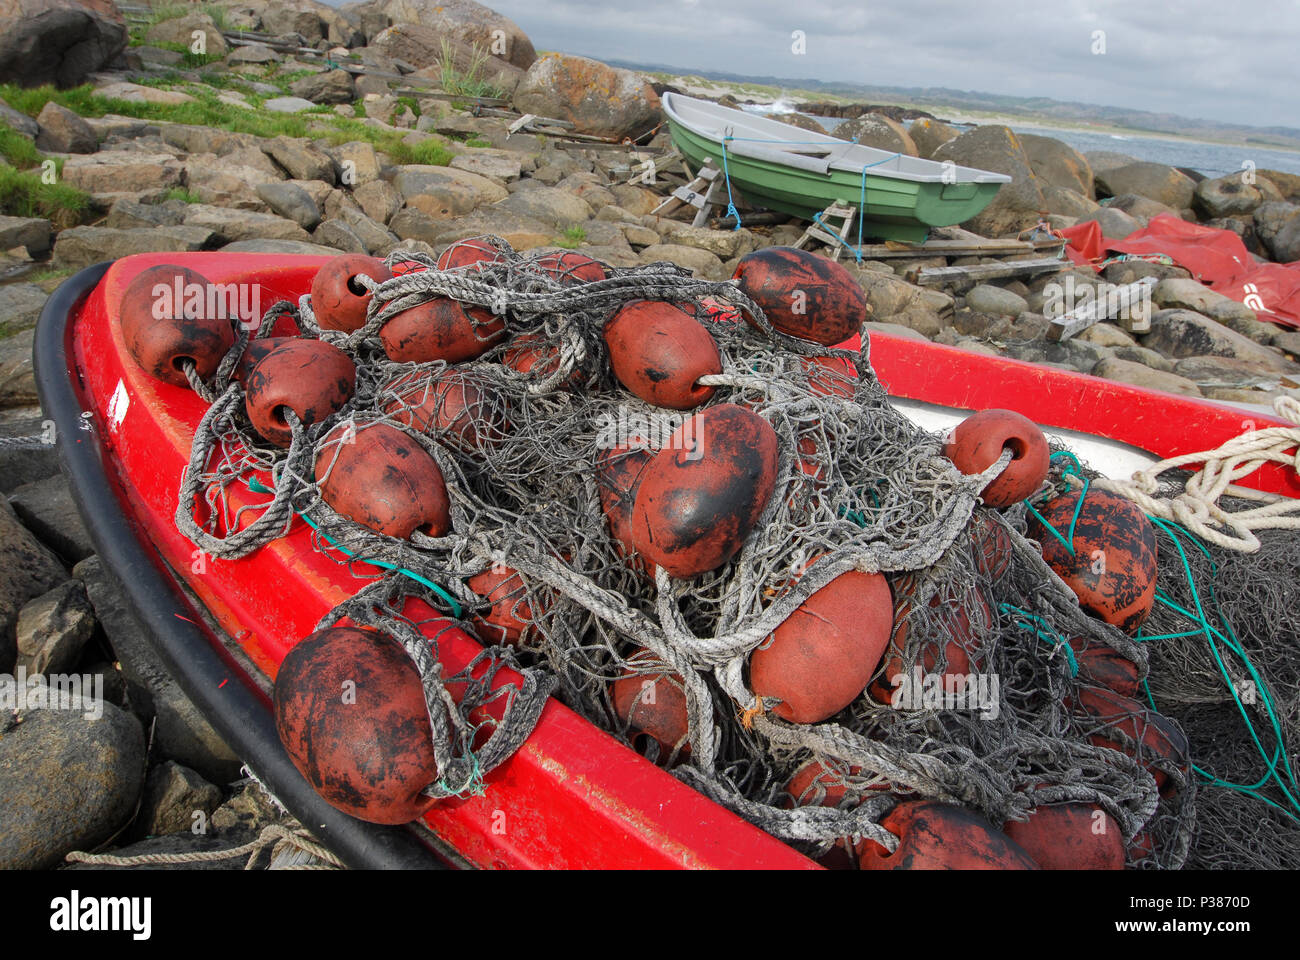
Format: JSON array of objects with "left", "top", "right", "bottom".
[
  {"left": 1086, "top": 395, "right": 1300, "bottom": 552},
  {"left": 65, "top": 824, "right": 343, "bottom": 870}
]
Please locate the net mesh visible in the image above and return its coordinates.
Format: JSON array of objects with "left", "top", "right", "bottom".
[{"left": 167, "top": 236, "right": 1300, "bottom": 868}]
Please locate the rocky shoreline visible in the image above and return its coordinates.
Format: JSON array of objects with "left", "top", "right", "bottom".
[{"left": 2, "top": 0, "right": 1300, "bottom": 870}]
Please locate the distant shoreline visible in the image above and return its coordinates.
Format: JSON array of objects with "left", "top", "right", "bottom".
[{"left": 640, "top": 67, "right": 1300, "bottom": 157}]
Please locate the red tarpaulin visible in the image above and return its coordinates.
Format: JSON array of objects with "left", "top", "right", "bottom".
[{"left": 1059, "top": 214, "right": 1300, "bottom": 329}]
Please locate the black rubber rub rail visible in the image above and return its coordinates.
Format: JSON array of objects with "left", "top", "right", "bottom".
[{"left": 33, "top": 261, "right": 449, "bottom": 870}]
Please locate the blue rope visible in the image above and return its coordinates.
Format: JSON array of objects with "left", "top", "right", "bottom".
[
  {"left": 717, "top": 134, "right": 903, "bottom": 245},
  {"left": 245, "top": 477, "right": 463, "bottom": 617},
  {"left": 719, "top": 138, "right": 742, "bottom": 231}
]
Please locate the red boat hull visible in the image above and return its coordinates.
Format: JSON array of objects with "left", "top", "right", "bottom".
[{"left": 66, "top": 253, "right": 1299, "bottom": 869}]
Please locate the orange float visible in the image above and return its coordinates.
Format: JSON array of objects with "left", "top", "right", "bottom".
[
  {"left": 944, "top": 409, "right": 1050, "bottom": 507},
  {"left": 858, "top": 800, "right": 1039, "bottom": 869},
  {"left": 119, "top": 264, "right": 235, "bottom": 387},
  {"left": 315, "top": 423, "right": 451, "bottom": 539},
  {"left": 1026, "top": 487, "right": 1158, "bottom": 634},
  {"left": 750, "top": 571, "right": 893, "bottom": 723},
  {"left": 273, "top": 625, "right": 438, "bottom": 824},
  {"left": 310, "top": 254, "right": 393, "bottom": 332}
]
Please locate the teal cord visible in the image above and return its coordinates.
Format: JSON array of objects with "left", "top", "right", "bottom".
[
  {"left": 245, "top": 476, "right": 463, "bottom": 618},
  {"left": 1000, "top": 602, "right": 1079, "bottom": 676},
  {"left": 1137, "top": 518, "right": 1299, "bottom": 819},
  {"left": 1015, "top": 454, "right": 1298, "bottom": 819},
  {"left": 719, "top": 138, "right": 742, "bottom": 231}
]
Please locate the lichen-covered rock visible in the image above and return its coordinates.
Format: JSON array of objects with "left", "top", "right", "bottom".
[
  {"left": 513, "top": 53, "right": 661, "bottom": 141},
  {"left": 377, "top": 0, "right": 535, "bottom": 69},
  {"left": 1020, "top": 133, "right": 1094, "bottom": 198},
  {"left": 833, "top": 113, "right": 917, "bottom": 155},
  {"left": 932, "top": 126, "right": 1046, "bottom": 238},
  {"left": 907, "top": 117, "right": 958, "bottom": 158}
]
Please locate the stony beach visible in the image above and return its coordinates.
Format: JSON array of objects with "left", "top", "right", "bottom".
[{"left": 2, "top": 0, "right": 1300, "bottom": 871}]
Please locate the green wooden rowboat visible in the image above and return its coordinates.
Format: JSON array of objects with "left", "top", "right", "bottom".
[{"left": 662, "top": 93, "right": 1011, "bottom": 243}]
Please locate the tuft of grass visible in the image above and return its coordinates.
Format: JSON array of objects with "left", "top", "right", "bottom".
[
  {"left": 437, "top": 38, "right": 506, "bottom": 101},
  {"left": 385, "top": 137, "right": 453, "bottom": 167},
  {"left": 28, "top": 264, "right": 76, "bottom": 293},
  {"left": 352, "top": 99, "right": 367, "bottom": 119},
  {"left": 0, "top": 123, "right": 41, "bottom": 168},
  {"left": 165, "top": 186, "right": 202, "bottom": 204},
  {"left": 129, "top": 2, "right": 229, "bottom": 46},
  {"left": 394, "top": 96, "right": 422, "bottom": 119},
  {"left": 554, "top": 225, "right": 586, "bottom": 249},
  {"left": 0, "top": 165, "right": 91, "bottom": 227},
  {"left": 464, "top": 137, "right": 491, "bottom": 148}
]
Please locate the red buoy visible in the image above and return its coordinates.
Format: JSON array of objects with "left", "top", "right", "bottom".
[
  {"left": 732, "top": 246, "right": 867, "bottom": 346},
  {"left": 1003, "top": 801, "right": 1125, "bottom": 870},
  {"left": 871, "top": 578, "right": 990, "bottom": 703},
  {"left": 596, "top": 445, "right": 655, "bottom": 575},
  {"left": 119, "top": 264, "right": 235, "bottom": 387},
  {"left": 383, "top": 370, "right": 507, "bottom": 455},
  {"left": 244, "top": 339, "right": 356, "bottom": 447},
  {"left": 1026, "top": 487, "right": 1158, "bottom": 634},
  {"left": 233, "top": 337, "right": 294, "bottom": 384},
  {"left": 800, "top": 354, "right": 858, "bottom": 398},
  {"left": 944, "top": 409, "right": 1050, "bottom": 507},
  {"left": 273, "top": 625, "right": 439, "bottom": 824},
  {"left": 610, "top": 650, "right": 691, "bottom": 760},
  {"left": 437, "top": 238, "right": 504, "bottom": 271},
  {"left": 1068, "top": 637, "right": 1141, "bottom": 698},
  {"left": 310, "top": 254, "right": 393, "bottom": 332},
  {"left": 858, "top": 801, "right": 1039, "bottom": 869},
  {"left": 604, "top": 301, "right": 721, "bottom": 410},
  {"left": 379, "top": 297, "right": 505, "bottom": 363},
  {"left": 502, "top": 334, "right": 583, "bottom": 389},
  {"left": 1077, "top": 687, "right": 1188, "bottom": 793},
  {"left": 783, "top": 759, "right": 869, "bottom": 868},
  {"left": 750, "top": 571, "right": 893, "bottom": 724},
  {"left": 535, "top": 251, "right": 606, "bottom": 285},
  {"left": 631, "top": 404, "right": 778, "bottom": 578},
  {"left": 315, "top": 423, "right": 451, "bottom": 539},
  {"left": 466, "top": 566, "right": 538, "bottom": 645}
]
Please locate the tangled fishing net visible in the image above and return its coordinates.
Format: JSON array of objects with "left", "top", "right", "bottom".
[{"left": 166, "top": 236, "right": 1300, "bottom": 868}]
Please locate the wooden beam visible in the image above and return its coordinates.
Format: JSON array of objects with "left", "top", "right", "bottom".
[
  {"left": 909, "top": 256, "right": 1067, "bottom": 286},
  {"left": 1047, "top": 276, "right": 1158, "bottom": 341}
]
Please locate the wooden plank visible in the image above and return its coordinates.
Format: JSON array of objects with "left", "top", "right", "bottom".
[
  {"left": 910, "top": 256, "right": 1066, "bottom": 286},
  {"left": 1047, "top": 276, "right": 1158, "bottom": 341},
  {"left": 857, "top": 238, "right": 1065, "bottom": 259}
]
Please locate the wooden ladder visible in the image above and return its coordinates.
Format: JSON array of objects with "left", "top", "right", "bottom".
[
  {"left": 650, "top": 160, "right": 728, "bottom": 226},
  {"left": 794, "top": 202, "right": 859, "bottom": 261}
]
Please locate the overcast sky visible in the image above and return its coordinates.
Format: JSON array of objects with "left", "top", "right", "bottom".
[{"left": 461, "top": 0, "right": 1298, "bottom": 130}]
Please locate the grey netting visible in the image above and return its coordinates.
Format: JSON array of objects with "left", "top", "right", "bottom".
[{"left": 170, "top": 237, "right": 1220, "bottom": 866}]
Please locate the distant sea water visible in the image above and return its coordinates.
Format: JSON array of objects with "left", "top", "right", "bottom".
[{"left": 807, "top": 112, "right": 1300, "bottom": 178}]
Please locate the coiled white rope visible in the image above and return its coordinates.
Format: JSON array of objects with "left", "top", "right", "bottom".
[{"left": 1082, "top": 395, "right": 1300, "bottom": 553}]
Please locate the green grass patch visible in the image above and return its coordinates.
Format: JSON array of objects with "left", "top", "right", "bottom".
[
  {"left": 352, "top": 99, "right": 367, "bottom": 119},
  {"left": 0, "top": 164, "right": 91, "bottom": 227},
  {"left": 0, "top": 123, "right": 41, "bottom": 169},
  {"left": 464, "top": 137, "right": 491, "bottom": 148},
  {"left": 554, "top": 225, "right": 586, "bottom": 249},
  {"left": 0, "top": 82, "right": 457, "bottom": 172},
  {"left": 394, "top": 96, "right": 422, "bottom": 119},
  {"left": 133, "top": 41, "right": 226, "bottom": 69},
  {"left": 28, "top": 264, "right": 76, "bottom": 293},
  {"left": 165, "top": 186, "right": 202, "bottom": 204}
]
